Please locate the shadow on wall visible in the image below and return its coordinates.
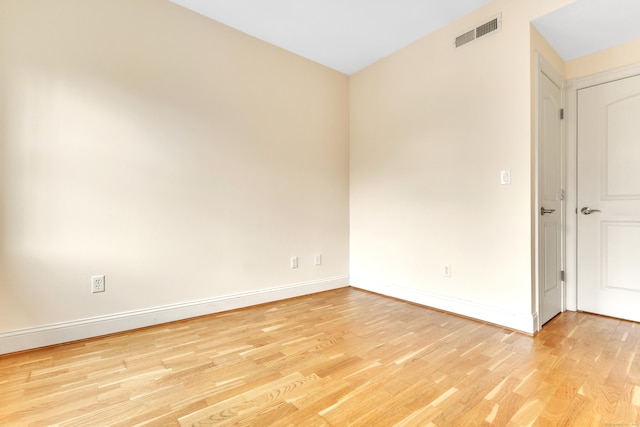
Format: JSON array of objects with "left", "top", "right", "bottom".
[{"left": 0, "top": 0, "right": 349, "bottom": 334}]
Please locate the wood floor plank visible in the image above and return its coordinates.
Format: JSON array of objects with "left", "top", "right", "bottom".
[{"left": 2, "top": 287, "right": 640, "bottom": 425}]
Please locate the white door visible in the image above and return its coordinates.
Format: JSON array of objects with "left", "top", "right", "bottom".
[
  {"left": 539, "top": 71, "right": 563, "bottom": 326},
  {"left": 577, "top": 73, "right": 640, "bottom": 322}
]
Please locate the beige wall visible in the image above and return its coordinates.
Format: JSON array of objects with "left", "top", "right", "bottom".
[
  {"left": 566, "top": 39, "right": 640, "bottom": 80},
  {"left": 0, "top": 0, "right": 349, "bottom": 332},
  {"left": 350, "top": 0, "right": 572, "bottom": 331},
  {"left": 531, "top": 26, "right": 566, "bottom": 77}
]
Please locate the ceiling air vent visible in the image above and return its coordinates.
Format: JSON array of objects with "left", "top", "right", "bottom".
[{"left": 455, "top": 13, "right": 502, "bottom": 48}]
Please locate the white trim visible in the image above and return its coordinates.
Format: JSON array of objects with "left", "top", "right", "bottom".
[
  {"left": 351, "top": 278, "right": 536, "bottom": 334},
  {"left": 0, "top": 276, "right": 349, "bottom": 355},
  {"left": 566, "top": 62, "right": 640, "bottom": 314}
]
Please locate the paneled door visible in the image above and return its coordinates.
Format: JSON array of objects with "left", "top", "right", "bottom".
[
  {"left": 539, "top": 70, "right": 563, "bottom": 326},
  {"left": 577, "top": 73, "right": 640, "bottom": 322}
]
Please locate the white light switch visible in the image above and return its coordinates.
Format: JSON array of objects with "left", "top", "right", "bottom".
[{"left": 500, "top": 169, "right": 511, "bottom": 185}]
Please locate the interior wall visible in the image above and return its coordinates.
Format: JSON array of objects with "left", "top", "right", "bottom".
[
  {"left": 0, "top": 0, "right": 349, "bottom": 334},
  {"left": 565, "top": 38, "right": 640, "bottom": 80},
  {"left": 530, "top": 26, "right": 566, "bottom": 77},
  {"left": 349, "top": 0, "right": 572, "bottom": 332}
]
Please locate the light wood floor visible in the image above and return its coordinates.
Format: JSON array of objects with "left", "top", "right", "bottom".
[{"left": 2, "top": 288, "right": 640, "bottom": 426}]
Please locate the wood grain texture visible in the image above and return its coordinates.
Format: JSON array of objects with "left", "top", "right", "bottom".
[{"left": 1, "top": 288, "right": 640, "bottom": 426}]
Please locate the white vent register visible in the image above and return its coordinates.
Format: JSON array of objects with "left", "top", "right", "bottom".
[{"left": 455, "top": 14, "right": 502, "bottom": 48}]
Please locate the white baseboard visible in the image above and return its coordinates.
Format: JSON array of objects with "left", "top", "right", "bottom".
[
  {"left": 0, "top": 276, "right": 349, "bottom": 355},
  {"left": 532, "top": 312, "right": 540, "bottom": 333},
  {"left": 351, "top": 279, "right": 536, "bottom": 334}
]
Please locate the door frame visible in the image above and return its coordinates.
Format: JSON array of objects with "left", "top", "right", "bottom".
[
  {"left": 565, "top": 62, "right": 640, "bottom": 313},
  {"left": 534, "top": 53, "right": 566, "bottom": 332}
]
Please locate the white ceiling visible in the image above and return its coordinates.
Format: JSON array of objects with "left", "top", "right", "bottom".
[
  {"left": 170, "top": 0, "right": 640, "bottom": 75},
  {"left": 169, "top": 0, "right": 491, "bottom": 75},
  {"left": 533, "top": 0, "right": 640, "bottom": 61}
]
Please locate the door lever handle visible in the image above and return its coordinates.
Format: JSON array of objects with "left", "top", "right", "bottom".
[
  {"left": 541, "top": 207, "right": 556, "bottom": 215},
  {"left": 581, "top": 207, "right": 601, "bottom": 215}
]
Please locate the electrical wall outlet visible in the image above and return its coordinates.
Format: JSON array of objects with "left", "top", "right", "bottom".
[
  {"left": 91, "top": 275, "right": 105, "bottom": 293},
  {"left": 443, "top": 264, "right": 451, "bottom": 278},
  {"left": 314, "top": 254, "right": 322, "bottom": 266},
  {"left": 290, "top": 256, "right": 298, "bottom": 269}
]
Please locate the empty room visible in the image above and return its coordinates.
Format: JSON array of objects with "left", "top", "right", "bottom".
[{"left": 2, "top": 0, "right": 640, "bottom": 425}]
